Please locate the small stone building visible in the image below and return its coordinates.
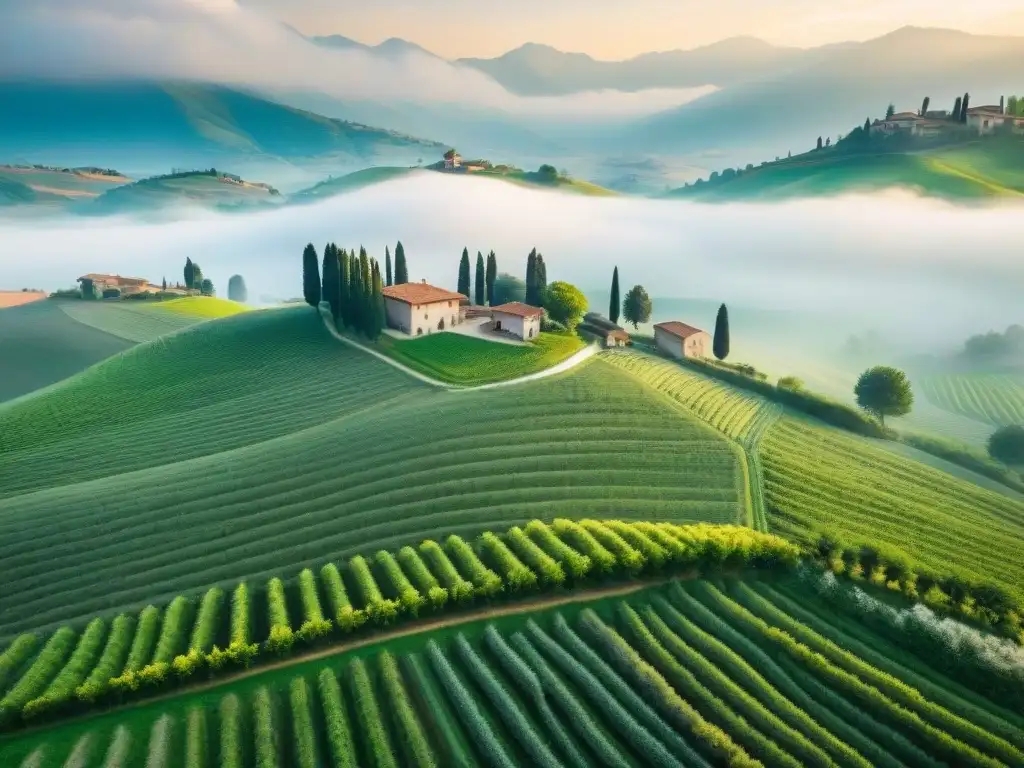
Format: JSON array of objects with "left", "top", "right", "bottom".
[
  {"left": 382, "top": 281, "right": 467, "bottom": 337},
  {"left": 654, "top": 321, "right": 711, "bottom": 359},
  {"left": 490, "top": 302, "right": 543, "bottom": 340},
  {"left": 605, "top": 329, "right": 630, "bottom": 348}
]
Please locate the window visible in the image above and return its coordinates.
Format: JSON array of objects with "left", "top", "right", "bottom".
[
  {"left": 424, "top": 313, "right": 428, "bottom": 319},
  {"left": 416, "top": 328, "right": 422, "bottom": 336},
  {"left": 448, "top": 301, "right": 452, "bottom": 307},
  {"left": 529, "top": 328, "right": 534, "bottom": 338}
]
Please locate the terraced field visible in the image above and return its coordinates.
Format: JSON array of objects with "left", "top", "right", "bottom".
[
  {"left": 0, "top": 313, "right": 743, "bottom": 637},
  {"left": 762, "top": 416, "right": 1024, "bottom": 602},
  {"left": 0, "top": 300, "right": 133, "bottom": 402},
  {"left": 4, "top": 577, "right": 1021, "bottom": 767},
  {"left": 57, "top": 296, "right": 247, "bottom": 342},
  {"left": 920, "top": 373, "right": 1024, "bottom": 428},
  {"left": 376, "top": 331, "right": 586, "bottom": 386}
]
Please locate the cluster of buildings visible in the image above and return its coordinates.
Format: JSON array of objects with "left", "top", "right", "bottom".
[
  {"left": 380, "top": 280, "right": 544, "bottom": 341},
  {"left": 381, "top": 279, "right": 712, "bottom": 362},
  {"left": 869, "top": 105, "right": 1024, "bottom": 137},
  {"left": 77, "top": 274, "right": 186, "bottom": 297}
]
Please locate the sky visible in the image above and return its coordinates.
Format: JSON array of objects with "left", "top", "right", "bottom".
[{"left": 239, "top": 0, "right": 1024, "bottom": 58}]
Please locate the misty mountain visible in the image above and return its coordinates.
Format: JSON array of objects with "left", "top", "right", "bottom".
[
  {"left": 0, "top": 81, "right": 444, "bottom": 179},
  {"left": 309, "top": 34, "right": 443, "bottom": 61},
  {"left": 618, "top": 27, "right": 1024, "bottom": 163},
  {"left": 455, "top": 38, "right": 807, "bottom": 95}
]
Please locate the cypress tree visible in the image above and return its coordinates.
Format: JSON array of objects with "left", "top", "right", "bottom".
[
  {"left": 536, "top": 253, "right": 547, "bottom": 305},
  {"left": 609, "top": 266, "right": 620, "bottom": 324},
  {"left": 457, "top": 247, "right": 471, "bottom": 297},
  {"left": 394, "top": 241, "right": 408, "bottom": 284},
  {"left": 713, "top": 303, "right": 730, "bottom": 361},
  {"left": 370, "top": 260, "right": 386, "bottom": 339},
  {"left": 474, "top": 252, "right": 485, "bottom": 305},
  {"left": 953, "top": 96, "right": 962, "bottom": 120},
  {"left": 359, "top": 247, "right": 371, "bottom": 333},
  {"left": 302, "top": 243, "right": 320, "bottom": 307},
  {"left": 350, "top": 251, "right": 364, "bottom": 333},
  {"left": 338, "top": 248, "right": 350, "bottom": 327},
  {"left": 485, "top": 251, "right": 497, "bottom": 305},
  {"left": 321, "top": 244, "right": 341, "bottom": 320},
  {"left": 184, "top": 257, "right": 194, "bottom": 290},
  {"left": 385, "top": 245, "right": 393, "bottom": 287},
  {"left": 960, "top": 92, "right": 970, "bottom": 122},
  {"left": 525, "top": 248, "right": 538, "bottom": 306}
]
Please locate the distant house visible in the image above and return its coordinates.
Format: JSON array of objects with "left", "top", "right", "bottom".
[
  {"left": 382, "top": 280, "right": 466, "bottom": 336},
  {"left": 966, "top": 106, "right": 1024, "bottom": 135},
  {"left": 579, "top": 312, "right": 630, "bottom": 347},
  {"left": 654, "top": 321, "right": 710, "bottom": 360},
  {"left": 443, "top": 149, "right": 462, "bottom": 170},
  {"left": 78, "top": 273, "right": 153, "bottom": 296},
  {"left": 490, "top": 302, "right": 543, "bottom": 340},
  {"left": 869, "top": 113, "right": 950, "bottom": 137}
]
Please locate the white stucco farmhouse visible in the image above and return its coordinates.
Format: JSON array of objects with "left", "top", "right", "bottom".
[
  {"left": 489, "top": 302, "right": 543, "bottom": 340},
  {"left": 382, "top": 281, "right": 467, "bottom": 336}
]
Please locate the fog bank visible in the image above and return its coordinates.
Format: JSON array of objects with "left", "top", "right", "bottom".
[{"left": 1, "top": 173, "right": 1020, "bottom": 354}]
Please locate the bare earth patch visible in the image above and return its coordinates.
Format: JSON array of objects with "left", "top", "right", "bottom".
[
  {"left": 0, "top": 291, "right": 46, "bottom": 308},
  {"left": 28, "top": 185, "right": 99, "bottom": 199}
]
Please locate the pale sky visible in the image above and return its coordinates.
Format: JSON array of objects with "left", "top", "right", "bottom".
[{"left": 240, "top": 0, "right": 1024, "bottom": 58}]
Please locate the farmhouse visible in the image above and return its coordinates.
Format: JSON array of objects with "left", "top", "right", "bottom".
[
  {"left": 382, "top": 280, "right": 466, "bottom": 336},
  {"left": 604, "top": 329, "right": 631, "bottom": 347},
  {"left": 78, "top": 273, "right": 154, "bottom": 295},
  {"left": 490, "top": 302, "right": 543, "bottom": 340},
  {"left": 579, "top": 312, "right": 630, "bottom": 347},
  {"left": 654, "top": 321, "right": 710, "bottom": 359},
  {"left": 966, "top": 106, "right": 1024, "bottom": 135}
]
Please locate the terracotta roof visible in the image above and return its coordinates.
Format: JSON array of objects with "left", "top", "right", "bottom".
[
  {"left": 78, "top": 273, "right": 148, "bottom": 283},
  {"left": 888, "top": 112, "right": 920, "bottom": 121},
  {"left": 607, "top": 329, "right": 630, "bottom": 340},
  {"left": 654, "top": 321, "right": 706, "bottom": 339},
  {"left": 968, "top": 105, "right": 1003, "bottom": 114},
  {"left": 382, "top": 282, "right": 466, "bottom": 305},
  {"left": 490, "top": 301, "right": 544, "bottom": 318}
]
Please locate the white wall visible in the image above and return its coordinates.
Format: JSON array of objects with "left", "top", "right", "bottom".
[
  {"left": 385, "top": 297, "right": 462, "bottom": 336},
  {"left": 492, "top": 312, "right": 540, "bottom": 340}
]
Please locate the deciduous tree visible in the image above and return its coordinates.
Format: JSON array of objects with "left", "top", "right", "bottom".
[
  {"left": 457, "top": 247, "right": 471, "bottom": 297},
  {"left": 854, "top": 366, "right": 913, "bottom": 426},
  {"left": 227, "top": 275, "right": 247, "bottom": 302},
  {"left": 302, "top": 243, "right": 320, "bottom": 307},
  {"left": 200, "top": 279, "right": 215, "bottom": 296},
  {"left": 474, "top": 251, "right": 485, "bottom": 305},
  {"left": 609, "top": 267, "right": 620, "bottom": 324},
  {"left": 621, "top": 284, "right": 651, "bottom": 330},
  {"left": 543, "top": 281, "right": 587, "bottom": 330},
  {"left": 713, "top": 303, "right": 730, "bottom": 361},
  {"left": 988, "top": 425, "right": 1024, "bottom": 466},
  {"left": 394, "top": 241, "right": 408, "bottom": 285}
]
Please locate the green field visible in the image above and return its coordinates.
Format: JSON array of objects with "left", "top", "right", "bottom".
[
  {"left": 0, "top": 313, "right": 743, "bottom": 636},
  {"left": 668, "top": 140, "right": 1024, "bottom": 202},
  {"left": 290, "top": 166, "right": 416, "bottom": 202},
  {"left": 920, "top": 372, "right": 1024, "bottom": 427},
  {"left": 0, "top": 301, "right": 134, "bottom": 402},
  {"left": 761, "top": 416, "right": 1024, "bottom": 602},
  {"left": 4, "top": 575, "right": 1021, "bottom": 767},
  {"left": 376, "top": 331, "right": 586, "bottom": 385},
  {"left": 55, "top": 297, "right": 246, "bottom": 343}
]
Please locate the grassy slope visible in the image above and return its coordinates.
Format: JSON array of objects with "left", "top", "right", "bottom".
[
  {"left": 0, "top": 314, "right": 742, "bottom": 636},
  {"left": 0, "top": 301, "right": 133, "bottom": 403},
  {"left": 376, "top": 331, "right": 585, "bottom": 385},
  {"left": 57, "top": 297, "right": 247, "bottom": 342},
  {"left": 290, "top": 166, "right": 417, "bottom": 202},
  {"left": 3, "top": 576, "right": 1021, "bottom": 767},
  {"left": 668, "top": 141, "right": 1024, "bottom": 201},
  {"left": 762, "top": 415, "right": 1024, "bottom": 602},
  {"left": 0, "top": 167, "right": 130, "bottom": 201},
  {"left": 919, "top": 372, "right": 1024, "bottom": 427}
]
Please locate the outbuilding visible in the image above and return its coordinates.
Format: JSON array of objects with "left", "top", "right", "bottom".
[
  {"left": 382, "top": 280, "right": 467, "bottom": 336},
  {"left": 490, "top": 302, "right": 543, "bottom": 340},
  {"left": 654, "top": 321, "right": 711, "bottom": 359}
]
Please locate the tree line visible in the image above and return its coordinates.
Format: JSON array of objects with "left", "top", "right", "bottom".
[{"left": 303, "top": 243, "right": 390, "bottom": 339}]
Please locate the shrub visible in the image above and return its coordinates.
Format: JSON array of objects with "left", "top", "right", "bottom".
[
  {"left": 419, "top": 540, "right": 474, "bottom": 602},
  {"left": 397, "top": 546, "right": 449, "bottom": 610},
  {"left": 0, "top": 627, "right": 77, "bottom": 721},
  {"left": 122, "top": 605, "right": 161, "bottom": 674},
  {"left": 445, "top": 535, "right": 503, "bottom": 597},
  {"left": 75, "top": 614, "right": 134, "bottom": 702},
  {"left": 602, "top": 520, "right": 668, "bottom": 570},
  {"left": 578, "top": 520, "right": 645, "bottom": 572},
  {"left": 318, "top": 668, "right": 357, "bottom": 768},
  {"left": 0, "top": 635, "right": 40, "bottom": 695},
  {"left": 25, "top": 618, "right": 107, "bottom": 716},
  {"left": 550, "top": 519, "right": 617, "bottom": 572},
  {"left": 349, "top": 658, "right": 398, "bottom": 768},
  {"left": 375, "top": 550, "right": 426, "bottom": 616},
  {"left": 777, "top": 376, "right": 804, "bottom": 391},
  {"left": 321, "top": 562, "right": 366, "bottom": 632},
  {"left": 151, "top": 596, "right": 192, "bottom": 665},
  {"left": 524, "top": 520, "right": 591, "bottom": 578},
  {"left": 265, "top": 577, "right": 294, "bottom": 653},
  {"left": 350, "top": 555, "right": 401, "bottom": 626},
  {"left": 478, "top": 532, "right": 538, "bottom": 592},
  {"left": 505, "top": 527, "right": 566, "bottom": 585},
  {"left": 296, "top": 568, "right": 333, "bottom": 642},
  {"left": 190, "top": 587, "right": 224, "bottom": 654}
]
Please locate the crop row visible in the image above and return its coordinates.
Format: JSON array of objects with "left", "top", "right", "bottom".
[
  {"left": 921, "top": 373, "right": 1024, "bottom": 427},
  {"left": 0, "top": 521, "right": 798, "bottom": 728},
  {"left": 8, "top": 576, "right": 1022, "bottom": 768}
]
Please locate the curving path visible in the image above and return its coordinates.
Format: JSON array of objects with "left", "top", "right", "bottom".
[{"left": 320, "top": 307, "right": 598, "bottom": 391}]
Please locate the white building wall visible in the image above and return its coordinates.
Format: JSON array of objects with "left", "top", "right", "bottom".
[
  {"left": 492, "top": 312, "right": 540, "bottom": 340},
  {"left": 654, "top": 327, "right": 682, "bottom": 358},
  {"left": 385, "top": 297, "right": 462, "bottom": 336}
]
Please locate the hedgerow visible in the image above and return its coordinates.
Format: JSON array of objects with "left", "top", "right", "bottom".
[
  {"left": 23, "top": 619, "right": 106, "bottom": 717},
  {"left": 189, "top": 588, "right": 225, "bottom": 654},
  {"left": 445, "top": 535, "right": 503, "bottom": 597},
  {"left": 478, "top": 532, "right": 537, "bottom": 592},
  {"left": 320, "top": 562, "right": 366, "bottom": 632},
  {"left": 397, "top": 546, "right": 449, "bottom": 610},
  {"left": 145, "top": 713, "right": 173, "bottom": 768},
  {"left": 550, "top": 519, "right": 617, "bottom": 572},
  {"left": 419, "top": 540, "right": 474, "bottom": 603},
  {"left": 296, "top": 569, "right": 332, "bottom": 642},
  {"left": 0, "top": 635, "right": 39, "bottom": 695},
  {"left": 379, "top": 651, "right": 436, "bottom": 768},
  {"left": 524, "top": 520, "right": 591, "bottom": 578},
  {"left": 265, "top": 578, "right": 294, "bottom": 653},
  {"left": 253, "top": 686, "right": 278, "bottom": 768},
  {"left": 0, "top": 627, "right": 77, "bottom": 721},
  {"left": 185, "top": 706, "right": 206, "bottom": 768},
  {"left": 375, "top": 550, "right": 425, "bottom": 616},
  {"left": 76, "top": 614, "right": 134, "bottom": 703},
  {"left": 351, "top": 555, "right": 400, "bottom": 626},
  {"left": 318, "top": 668, "right": 357, "bottom": 768},
  {"left": 219, "top": 694, "right": 243, "bottom": 768},
  {"left": 289, "top": 677, "right": 318, "bottom": 768},
  {"left": 349, "top": 657, "right": 398, "bottom": 768}
]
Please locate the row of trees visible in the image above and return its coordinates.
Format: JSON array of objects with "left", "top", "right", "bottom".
[
  {"left": 302, "top": 243, "right": 386, "bottom": 338},
  {"left": 456, "top": 249, "right": 498, "bottom": 305}
]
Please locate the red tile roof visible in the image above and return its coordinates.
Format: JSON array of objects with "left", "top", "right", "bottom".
[
  {"left": 78, "top": 273, "right": 148, "bottom": 284},
  {"left": 382, "top": 282, "right": 466, "bottom": 305},
  {"left": 490, "top": 301, "right": 544, "bottom": 318},
  {"left": 654, "top": 321, "right": 706, "bottom": 339},
  {"left": 607, "top": 329, "right": 630, "bottom": 340}
]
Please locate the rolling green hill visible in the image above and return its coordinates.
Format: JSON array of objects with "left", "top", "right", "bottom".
[
  {"left": 920, "top": 372, "right": 1024, "bottom": 427},
  {"left": 88, "top": 170, "right": 285, "bottom": 214},
  {"left": 667, "top": 140, "right": 1024, "bottom": 201},
  {"left": 0, "top": 81, "right": 445, "bottom": 172},
  {"left": 0, "top": 299, "right": 248, "bottom": 404}
]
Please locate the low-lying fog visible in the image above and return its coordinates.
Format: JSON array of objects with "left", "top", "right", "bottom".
[{"left": 2, "top": 172, "right": 1021, "bottom": 362}]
